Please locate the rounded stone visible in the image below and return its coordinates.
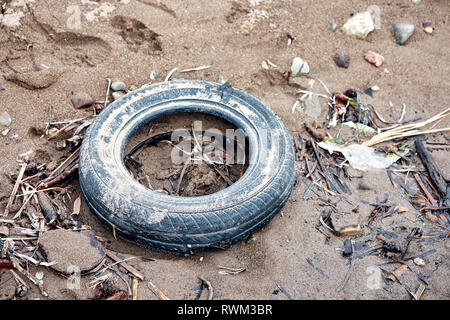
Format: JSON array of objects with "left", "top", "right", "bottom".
[{"left": 110, "top": 81, "right": 126, "bottom": 91}]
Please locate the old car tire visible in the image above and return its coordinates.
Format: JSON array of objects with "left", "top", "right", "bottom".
[{"left": 79, "top": 80, "right": 295, "bottom": 253}]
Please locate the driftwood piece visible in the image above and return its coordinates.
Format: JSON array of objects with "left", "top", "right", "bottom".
[{"left": 415, "top": 138, "right": 450, "bottom": 205}]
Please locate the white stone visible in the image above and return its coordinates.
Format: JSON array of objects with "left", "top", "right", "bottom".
[
  {"left": 290, "top": 57, "right": 310, "bottom": 76},
  {"left": 342, "top": 11, "right": 375, "bottom": 40}
]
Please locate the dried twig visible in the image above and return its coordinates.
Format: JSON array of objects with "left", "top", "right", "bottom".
[
  {"left": 148, "top": 281, "right": 170, "bottom": 300},
  {"left": 180, "top": 64, "right": 213, "bottom": 73},
  {"left": 105, "top": 78, "right": 112, "bottom": 107},
  {"left": 105, "top": 250, "right": 145, "bottom": 281},
  {"left": 165, "top": 67, "right": 177, "bottom": 82},
  {"left": 132, "top": 278, "right": 139, "bottom": 300},
  {"left": 3, "top": 163, "right": 27, "bottom": 217},
  {"left": 364, "top": 108, "right": 450, "bottom": 146},
  {"left": 198, "top": 276, "right": 213, "bottom": 300}
]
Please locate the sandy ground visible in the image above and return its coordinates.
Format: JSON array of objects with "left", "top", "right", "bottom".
[{"left": 0, "top": 0, "right": 449, "bottom": 300}]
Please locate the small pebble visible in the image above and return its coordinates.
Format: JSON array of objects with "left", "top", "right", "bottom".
[
  {"left": 290, "top": 57, "right": 310, "bottom": 76},
  {"left": 35, "top": 271, "right": 44, "bottom": 280},
  {"left": 2, "top": 128, "right": 10, "bottom": 136},
  {"left": 422, "top": 23, "right": 433, "bottom": 34},
  {"left": 0, "top": 111, "right": 12, "bottom": 126},
  {"left": 217, "top": 76, "right": 227, "bottom": 84},
  {"left": 330, "top": 22, "right": 338, "bottom": 32},
  {"left": 393, "top": 23, "right": 415, "bottom": 45},
  {"left": 411, "top": 0, "right": 421, "bottom": 3},
  {"left": 363, "top": 87, "right": 373, "bottom": 97},
  {"left": 358, "top": 181, "right": 373, "bottom": 190},
  {"left": 334, "top": 53, "right": 350, "bottom": 68},
  {"left": 110, "top": 81, "right": 126, "bottom": 91},
  {"left": 56, "top": 141, "right": 67, "bottom": 150},
  {"left": 150, "top": 71, "right": 158, "bottom": 81},
  {"left": 372, "top": 85, "right": 380, "bottom": 91},
  {"left": 413, "top": 258, "right": 425, "bottom": 267},
  {"left": 112, "top": 91, "right": 125, "bottom": 101},
  {"left": 364, "top": 51, "right": 384, "bottom": 67},
  {"left": 425, "top": 211, "right": 438, "bottom": 222},
  {"left": 71, "top": 95, "right": 95, "bottom": 109}
]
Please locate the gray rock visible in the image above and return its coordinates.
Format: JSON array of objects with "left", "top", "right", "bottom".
[
  {"left": 358, "top": 181, "right": 373, "bottom": 190},
  {"left": 334, "top": 53, "right": 350, "bottom": 68},
  {"left": 110, "top": 81, "right": 126, "bottom": 91},
  {"left": 393, "top": 23, "right": 415, "bottom": 45},
  {"left": 330, "top": 22, "right": 338, "bottom": 32}
]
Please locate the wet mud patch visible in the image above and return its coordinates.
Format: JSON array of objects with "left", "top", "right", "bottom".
[{"left": 124, "top": 112, "right": 248, "bottom": 197}]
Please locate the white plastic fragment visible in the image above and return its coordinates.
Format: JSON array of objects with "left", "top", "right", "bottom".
[
  {"left": 318, "top": 141, "right": 402, "bottom": 171},
  {"left": 343, "top": 121, "right": 378, "bottom": 135}
]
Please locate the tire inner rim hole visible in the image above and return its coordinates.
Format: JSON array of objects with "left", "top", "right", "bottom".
[{"left": 123, "top": 112, "right": 250, "bottom": 197}]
